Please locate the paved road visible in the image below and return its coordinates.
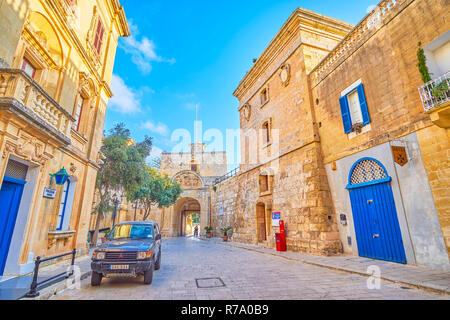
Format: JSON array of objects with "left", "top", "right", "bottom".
[{"left": 52, "top": 237, "right": 449, "bottom": 300}]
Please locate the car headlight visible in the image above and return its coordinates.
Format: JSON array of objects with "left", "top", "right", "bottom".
[
  {"left": 94, "top": 251, "right": 105, "bottom": 260},
  {"left": 137, "top": 250, "right": 151, "bottom": 260}
]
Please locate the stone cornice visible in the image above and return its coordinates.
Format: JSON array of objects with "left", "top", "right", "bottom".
[
  {"left": 109, "top": 0, "right": 131, "bottom": 37},
  {"left": 310, "top": 0, "right": 411, "bottom": 87},
  {"left": 233, "top": 7, "right": 353, "bottom": 101}
]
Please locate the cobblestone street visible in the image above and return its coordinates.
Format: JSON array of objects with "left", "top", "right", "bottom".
[{"left": 52, "top": 238, "right": 449, "bottom": 300}]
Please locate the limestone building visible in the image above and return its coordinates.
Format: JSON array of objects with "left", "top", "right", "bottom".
[
  {"left": 0, "top": 0, "right": 129, "bottom": 276},
  {"left": 310, "top": 0, "right": 450, "bottom": 271},
  {"left": 157, "top": 143, "right": 227, "bottom": 237},
  {"left": 212, "top": 0, "right": 450, "bottom": 271}
]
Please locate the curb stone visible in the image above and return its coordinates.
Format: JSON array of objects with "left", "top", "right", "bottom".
[{"left": 200, "top": 238, "right": 450, "bottom": 295}]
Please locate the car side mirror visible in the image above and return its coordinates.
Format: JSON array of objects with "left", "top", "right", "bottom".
[{"left": 155, "top": 234, "right": 161, "bottom": 240}]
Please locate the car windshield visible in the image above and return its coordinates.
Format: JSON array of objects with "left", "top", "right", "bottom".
[{"left": 109, "top": 224, "right": 153, "bottom": 240}]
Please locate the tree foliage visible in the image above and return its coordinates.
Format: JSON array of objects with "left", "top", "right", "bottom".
[
  {"left": 91, "top": 123, "right": 153, "bottom": 246},
  {"left": 417, "top": 42, "right": 432, "bottom": 84},
  {"left": 129, "top": 167, "right": 183, "bottom": 224}
]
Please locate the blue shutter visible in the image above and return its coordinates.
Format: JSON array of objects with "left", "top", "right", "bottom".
[
  {"left": 339, "top": 96, "right": 352, "bottom": 134},
  {"left": 357, "top": 83, "right": 370, "bottom": 125}
]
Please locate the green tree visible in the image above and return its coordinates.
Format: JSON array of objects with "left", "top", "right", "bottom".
[
  {"left": 417, "top": 42, "right": 432, "bottom": 83},
  {"left": 129, "top": 167, "right": 183, "bottom": 228},
  {"left": 91, "top": 123, "right": 152, "bottom": 246}
]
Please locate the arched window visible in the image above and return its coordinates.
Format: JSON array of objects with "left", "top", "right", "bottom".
[{"left": 347, "top": 158, "right": 390, "bottom": 188}]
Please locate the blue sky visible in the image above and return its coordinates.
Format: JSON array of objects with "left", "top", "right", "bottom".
[{"left": 107, "top": 0, "right": 377, "bottom": 168}]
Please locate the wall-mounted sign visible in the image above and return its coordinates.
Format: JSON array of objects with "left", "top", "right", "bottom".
[
  {"left": 392, "top": 146, "right": 408, "bottom": 166},
  {"left": 43, "top": 188, "right": 56, "bottom": 199},
  {"left": 272, "top": 212, "right": 281, "bottom": 227}
]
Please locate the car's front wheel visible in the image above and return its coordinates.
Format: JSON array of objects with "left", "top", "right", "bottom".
[
  {"left": 155, "top": 251, "right": 161, "bottom": 271},
  {"left": 143, "top": 262, "right": 154, "bottom": 285},
  {"left": 91, "top": 271, "right": 102, "bottom": 286}
]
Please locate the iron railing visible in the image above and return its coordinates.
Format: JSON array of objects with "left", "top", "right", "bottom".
[
  {"left": 213, "top": 167, "right": 240, "bottom": 186},
  {"left": 418, "top": 71, "right": 450, "bottom": 112},
  {"left": 25, "top": 249, "right": 76, "bottom": 298}
]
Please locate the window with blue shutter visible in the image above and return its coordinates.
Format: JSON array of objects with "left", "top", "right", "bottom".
[
  {"left": 339, "top": 96, "right": 352, "bottom": 134},
  {"left": 356, "top": 83, "right": 370, "bottom": 125},
  {"left": 339, "top": 82, "right": 371, "bottom": 134}
]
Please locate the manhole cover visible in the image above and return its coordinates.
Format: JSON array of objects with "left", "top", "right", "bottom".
[{"left": 195, "top": 278, "right": 226, "bottom": 288}]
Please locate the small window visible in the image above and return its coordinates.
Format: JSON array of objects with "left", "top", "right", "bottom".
[
  {"left": 93, "top": 20, "right": 105, "bottom": 55},
  {"left": 262, "top": 121, "right": 270, "bottom": 145},
  {"left": 260, "top": 87, "right": 269, "bottom": 105},
  {"left": 339, "top": 82, "right": 370, "bottom": 134},
  {"left": 259, "top": 175, "right": 269, "bottom": 193},
  {"left": 347, "top": 90, "right": 363, "bottom": 125},
  {"left": 191, "top": 164, "right": 198, "bottom": 172},
  {"left": 56, "top": 180, "right": 71, "bottom": 231},
  {"left": 73, "top": 95, "right": 85, "bottom": 131},
  {"left": 21, "top": 58, "right": 37, "bottom": 79}
]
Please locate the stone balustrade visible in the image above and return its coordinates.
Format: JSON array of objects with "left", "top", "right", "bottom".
[
  {"left": 311, "top": 0, "right": 404, "bottom": 84},
  {"left": 0, "top": 68, "right": 74, "bottom": 138}
]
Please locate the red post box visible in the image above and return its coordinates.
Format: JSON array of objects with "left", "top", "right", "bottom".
[{"left": 276, "top": 220, "right": 287, "bottom": 252}]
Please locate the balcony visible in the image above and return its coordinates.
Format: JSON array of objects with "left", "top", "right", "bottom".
[
  {"left": 0, "top": 68, "right": 74, "bottom": 144},
  {"left": 418, "top": 71, "right": 450, "bottom": 128}
]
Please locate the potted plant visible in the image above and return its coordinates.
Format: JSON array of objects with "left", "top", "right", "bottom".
[
  {"left": 204, "top": 226, "right": 213, "bottom": 238},
  {"left": 431, "top": 80, "right": 449, "bottom": 101},
  {"left": 350, "top": 122, "right": 364, "bottom": 134},
  {"left": 220, "top": 227, "right": 232, "bottom": 242}
]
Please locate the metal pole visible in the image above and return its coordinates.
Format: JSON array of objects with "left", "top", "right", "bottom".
[
  {"left": 67, "top": 248, "right": 77, "bottom": 278},
  {"left": 26, "top": 256, "right": 41, "bottom": 298},
  {"left": 112, "top": 200, "right": 119, "bottom": 226}
]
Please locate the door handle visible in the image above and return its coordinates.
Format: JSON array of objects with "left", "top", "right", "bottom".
[{"left": 373, "top": 234, "right": 380, "bottom": 238}]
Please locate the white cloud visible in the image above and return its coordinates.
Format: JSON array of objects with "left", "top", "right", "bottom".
[
  {"left": 145, "top": 146, "right": 163, "bottom": 165},
  {"left": 149, "top": 146, "right": 163, "bottom": 159},
  {"left": 141, "top": 120, "right": 170, "bottom": 136},
  {"left": 120, "top": 21, "right": 175, "bottom": 74},
  {"left": 109, "top": 74, "right": 142, "bottom": 114}
]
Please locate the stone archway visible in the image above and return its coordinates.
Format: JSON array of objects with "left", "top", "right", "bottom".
[{"left": 173, "top": 197, "right": 202, "bottom": 237}]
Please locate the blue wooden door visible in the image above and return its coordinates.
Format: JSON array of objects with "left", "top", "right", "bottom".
[
  {"left": 0, "top": 176, "right": 26, "bottom": 275},
  {"left": 347, "top": 158, "right": 406, "bottom": 264}
]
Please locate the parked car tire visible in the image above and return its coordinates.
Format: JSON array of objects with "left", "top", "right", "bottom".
[
  {"left": 91, "top": 271, "right": 102, "bottom": 286},
  {"left": 155, "top": 252, "right": 161, "bottom": 270},
  {"left": 144, "top": 262, "right": 154, "bottom": 285}
]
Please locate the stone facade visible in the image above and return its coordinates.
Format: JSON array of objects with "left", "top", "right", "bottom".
[
  {"left": 309, "top": 0, "right": 449, "bottom": 270},
  {"left": 121, "top": 143, "right": 229, "bottom": 238},
  {"left": 210, "top": 0, "right": 450, "bottom": 270},
  {"left": 218, "top": 8, "right": 353, "bottom": 256},
  {"left": 0, "top": 0, "right": 128, "bottom": 276}
]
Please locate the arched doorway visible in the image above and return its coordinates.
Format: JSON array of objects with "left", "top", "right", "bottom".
[
  {"left": 173, "top": 197, "right": 201, "bottom": 237},
  {"left": 346, "top": 158, "right": 407, "bottom": 264}
]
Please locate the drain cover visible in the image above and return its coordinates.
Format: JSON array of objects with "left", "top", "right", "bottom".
[{"left": 195, "top": 278, "right": 226, "bottom": 288}]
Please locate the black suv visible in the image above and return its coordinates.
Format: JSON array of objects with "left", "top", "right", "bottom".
[{"left": 91, "top": 221, "right": 162, "bottom": 286}]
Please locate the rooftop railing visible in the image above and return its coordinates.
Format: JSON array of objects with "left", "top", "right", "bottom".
[{"left": 312, "top": 0, "right": 403, "bottom": 83}]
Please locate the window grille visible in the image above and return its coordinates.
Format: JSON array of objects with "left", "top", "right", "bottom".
[
  {"left": 350, "top": 159, "right": 387, "bottom": 185},
  {"left": 5, "top": 159, "right": 28, "bottom": 180}
]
